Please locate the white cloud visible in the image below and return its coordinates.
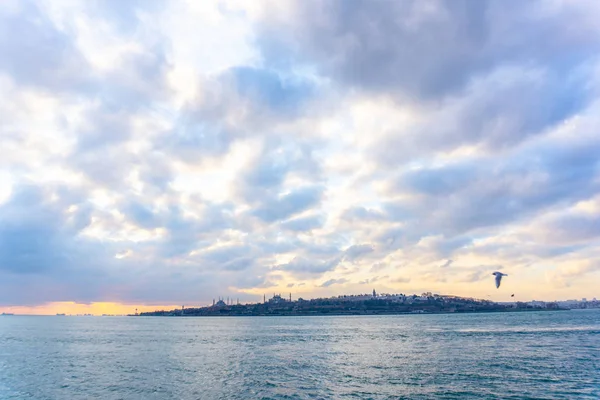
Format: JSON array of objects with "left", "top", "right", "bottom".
[{"left": 1, "top": 0, "right": 600, "bottom": 308}]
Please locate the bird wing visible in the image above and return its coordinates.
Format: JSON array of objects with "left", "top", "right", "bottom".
[{"left": 495, "top": 274, "right": 502, "bottom": 288}]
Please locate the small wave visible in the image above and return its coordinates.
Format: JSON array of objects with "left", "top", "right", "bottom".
[{"left": 454, "top": 326, "right": 600, "bottom": 334}]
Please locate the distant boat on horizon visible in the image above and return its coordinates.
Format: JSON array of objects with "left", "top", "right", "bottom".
[
  {"left": 1, "top": 312, "right": 15, "bottom": 316},
  {"left": 56, "top": 313, "right": 66, "bottom": 316}
]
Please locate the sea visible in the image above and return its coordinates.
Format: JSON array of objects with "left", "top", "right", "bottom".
[{"left": 0, "top": 310, "right": 599, "bottom": 399}]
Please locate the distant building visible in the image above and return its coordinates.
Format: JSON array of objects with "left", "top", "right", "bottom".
[
  {"left": 214, "top": 299, "right": 226, "bottom": 307},
  {"left": 528, "top": 300, "right": 546, "bottom": 308},
  {"left": 373, "top": 289, "right": 377, "bottom": 298},
  {"left": 268, "top": 294, "right": 287, "bottom": 304}
]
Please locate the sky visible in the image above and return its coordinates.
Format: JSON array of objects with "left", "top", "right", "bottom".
[{"left": 1, "top": 0, "right": 600, "bottom": 315}]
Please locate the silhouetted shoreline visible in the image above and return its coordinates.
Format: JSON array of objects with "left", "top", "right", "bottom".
[{"left": 135, "top": 293, "right": 564, "bottom": 317}]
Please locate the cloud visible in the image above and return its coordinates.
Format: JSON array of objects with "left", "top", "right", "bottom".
[
  {"left": 257, "top": 1, "right": 599, "bottom": 101},
  {"left": 251, "top": 185, "right": 324, "bottom": 223},
  {"left": 370, "top": 262, "right": 388, "bottom": 273},
  {"left": 343, "top": 244, "right": 374, "bottom": 261},
  {"left": 280, "top": 214, "right": 324, "bottom": 232},
  {"left": 227, "top": 66, "right": 316, "bottom": 115},
  {"left": 319, "top": 278, "right": 348, "bottom": 288},
  {"left": 0, "top": 185, "right": 93, "bottom": 275},
  {"left": 0, "top": 1, "right": 91, "bottom": 91},
  {"left": 532, "top": 210, "right": 600, "bottom": 245},
  {"left": 340, "top": 207, "right": 386, "bottom": 222},
  {"left": 277, "top": 256, "right": 342, "bottom": 276},
  {"left": 2, "top": 1, "right": 600, "bottom": 309},
  {"left": 371, "top": 66, "right": 591, "bottom": 166},
  {"left": 384, "top": 119, "right": 600, "bottom": 236},
  {"left": 390, "top": 277, "right": 411, "bottom": 284},
  {"left": 358, "top": 275, "right": 388, "bottom": 285}
]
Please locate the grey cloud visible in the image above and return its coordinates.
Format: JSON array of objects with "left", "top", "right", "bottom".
[
  {"left": 158, "top": 204, "right": 234, "bottom": 258},
  {"left": 200, "top": 245, "right": 251, "bottom": 264},
  {"left": 0, "top": 1, "right": 91, "bottom": 92},
  {"left": 424, "top": 238, "right": 471, "bottom": 259},
  {"left": 123, "top": 202, "right": 160, "bottom": 229},
  {"left": 535, "top": 213, "right": 600, "bottom": 245},
  {"left": 374, "top": 226, "right": 413, "bottom": 252},
  {"left": 198, "top": 249, "right": 259, "bottom": 273},
  {"left": 161, "top": 67, "right": 322, "bottom": 164},
  {"left": 358, "top": 275, "right": 388, "bottom": 285},
  {"left": 71, "top": 147, "right": 136, "bottom": 190},
  {"left": 89, "top": 0, "right": 167, "bottom": 35},
  {"left": 319, "top": 278, "right": 348, "bottom": 288},
  {"left": 374, "top": 66, "right": 590, "bottom": 165},
  {"left": 0, "top": 185, "right": 138, "bottom": 305},
  {"left": 370, "top": 262, "right": 388, "bottom": 273},
  {"left": 236, "top": 140, "right": 322, "bottom": 204},
  {"left": 462, "top": 270, "right": 489, "bottom": 283},
  {"left": 466, "top": 240, "right": 581, "bottom": 264},
  {"left": 68, "top": 72, "right": 173, "bottom": 191},
  {"left": 75, "top": 107, "right": 133, "bottom": 153},
  {"left": 259, "top": 1, "right": 598, "bottom": 100},
  {"left": 420, "top": 272, "right": 447, "bottom": 284},
  {"left": 280, "top": 214, "right": 324, "bottom": 232},
  {"left": 258, "top": 1, "right": 595, "bottom": 176},
  {"left": 254, "top": 235, "right": 300, "bottom": 255},
  {"left": 99, "top": 45, "right": 173, "bottom": 111},
  {"left": 440, "top": 260, "right": 454, "bottom": 268},
  {"left": 4, "top": 0, "right": 600, "bottom": 308},
  {"left": 135, "top": 153, "right": 174, "bottom": 193},
  {"left": 301, "top": 240, "right": 343, "bottom": 258},
  {"left": 115, "top": 198, "right": 236, "bottom": 260},
  {"left": 388, "top": 127, "right": 600, "bottom": 235},
  {"left": 227, "top": 66, "right": 316, "bottom": 115},
  {"left": 254, "top": 280, "right": 278, "bottom": 289},
  {"left": 340, "top": 206, "right": 386, "bottom": 222},
  {"left": 277, "top": 256, "right": 341, "bottom": 276},
  {"left": 0, "top": 183, "right": 267, "bottom": 305},
  {"left": 0, "top": 0, "right": 172, "bottom": 106},
  {"left": 461, "top": 265, "right": 504, "bottom": 283},
  {"left": 551, "top": 261, "right": 600, "bottom": 281},
  {"left": 0, "top": 185, "right": 95, "bottom": 275},
  {"left": 343, "top": 244, "right": 374, "bottom": 261},
  {"left": 251, "top": 185, "right": 324, "bottom": 223}
]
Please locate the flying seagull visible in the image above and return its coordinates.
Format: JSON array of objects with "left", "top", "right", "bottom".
[
  {"left": 511, "top": 294, "right": 515, "bottom": 297},
  {"left": 492, "top": 272, "right": 507, "bottom": 288}
]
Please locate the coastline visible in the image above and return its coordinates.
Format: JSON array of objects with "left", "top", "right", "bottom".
[
  {"left": 134, "top": 308, "right": 568, "bottom": 317},
  {"left": 135, "top": 295, "right": 567, "bottom": 317}
]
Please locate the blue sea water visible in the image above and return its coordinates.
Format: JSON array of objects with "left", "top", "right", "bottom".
[{"left": 0, "top": 310, "right": 599, "bottom": 399}]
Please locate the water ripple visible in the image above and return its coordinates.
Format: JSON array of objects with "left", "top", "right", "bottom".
[{"left": 0, "top": 310, "right": 599, "bottom": 399}]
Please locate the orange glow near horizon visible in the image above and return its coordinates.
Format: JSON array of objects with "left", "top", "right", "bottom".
[{"left": 0, "top": 302, "right": 184, "bottom": 316}]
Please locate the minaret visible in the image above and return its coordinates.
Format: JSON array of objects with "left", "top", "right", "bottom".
[
  {"left": 289, "top": 293, "right": 292, "bottom": 302},
  {"left": 264, "top": 294, "right": 266, "bottom": 304}
]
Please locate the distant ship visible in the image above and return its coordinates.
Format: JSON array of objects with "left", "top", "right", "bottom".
[
  {"left": 56, "top": 313, "right": 66, "bottom": 316},
  {"left": 1, "top": 312, "right": 14, "bottom": 316}
]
